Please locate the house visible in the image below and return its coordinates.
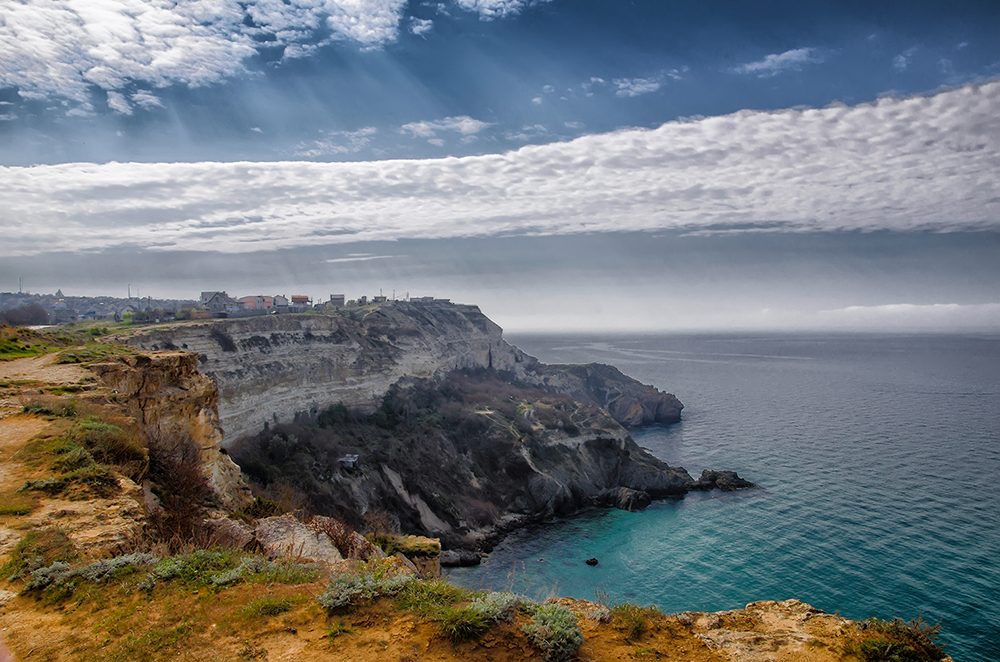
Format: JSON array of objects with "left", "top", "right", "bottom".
[
  {"left": 239, "top": 295, "right": 273, "bottom": 310},
  {"left": 328, "top": 294, "right": 345, "bottom": 308},
  {"left": 202, "top": 291, "right": 242, "bottom": 315},
  {"left": 290, "top": 295, "right": 312, "bottom": 312},
  {"left": 411, "top": 296, "right": 435, "bottom": 303},
  {"left": 272, "top": 295, "right": 289, "bottom": 310}
]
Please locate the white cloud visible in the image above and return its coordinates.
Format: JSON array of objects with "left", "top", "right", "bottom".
[
  {"left": 409, "top": 17, "right": 434, "bottom": 35},
  {"left": 734, "top": 47, "right": 822, "bottom": 77},
  {"left": 106, "top": 91, "right": 132, "bottom": 115},
  {"left": 400, "top": 115, "right": 492, "bottom": 138},
  {"left": 453, "top": 0, "right": 550, "bottom": 20},
  {"left": 0, "top": 0, "right": 412, "bottom": 101},
  {"left": 531, "top": 97, "right": 543, "bottom": 105},
  {"left": 2, "top": 81, "right": 999, "bottom": 256},
  {"left": 131, "top": 90, "right": 163, "bottom": 109},
  {"left": 295, "top": 126, "right": 378, "bottom": 157},
  {"left": 613, "top": 76, "right": 662, "bottom": 98}
]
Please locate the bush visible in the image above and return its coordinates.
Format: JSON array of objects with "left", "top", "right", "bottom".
[
  {"left": 610, "top": 603, "right": 659, "bottom": 640},
  {"left": 848, "top": 616, "right": 947, "bottom": 662},
  {"left": 522, "top": 604, "right": 584, "bottom": 662},
  {"left": 240, "top": 596, "right": 295, "bottom": 618},
  {"left": 469, "top": 591, "right": 532, "bottom": 622},
  {"left": 317, "top": 567, "right": 414, "bottom": 611}
]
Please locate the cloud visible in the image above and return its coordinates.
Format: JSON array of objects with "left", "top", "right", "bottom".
[
  {"left": 131, "top": 91, "right": 163, "bottom": 109},
  {"left": 0, "top": 0, "right": 414, "bottom": 102},
  {"left": 734, "top": 47, "right": 822, "bottom": 77},
  {"left": 2, "top": 81, "right": 999, "bottom": 256},
  {"left": 325, "top": 253, "right": 395, "bottom": 263},
  {"left": 409, "top": 17, "right": 434, "bottom": 35},
  {"left": 453, "top": 0, "right": 551, "bottom": 20},
  {"left": 295, "top": 127, "right": 378, "bottom": 157},
  {"left": 400, "top": 116, "right": 493, "bottom": 138},
  {"left": 106, "top": 91, "right": 132, "bottom": 115},
  {"left": 613, "top": 76, "right": 662, "bottom": 98},
  {"left": 893, "top": 47, "right": 917, "bottom": 72}
]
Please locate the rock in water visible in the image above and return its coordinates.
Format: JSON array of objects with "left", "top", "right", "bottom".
[
  {"left": 585, "top": 557, "right": 599, "bottom": 566},
  {"left": 687, "top": 470, "right": 757, "bottom": 492}
]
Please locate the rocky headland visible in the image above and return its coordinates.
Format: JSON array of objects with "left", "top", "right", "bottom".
[{"left": 121, "top": 301, "right": 750, "bottom": 550}]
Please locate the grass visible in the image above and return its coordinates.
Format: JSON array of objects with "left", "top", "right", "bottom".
[
  {"left": 21, "top": 396, "right": 78, "bottom": 418},
  {"left": 437, "top": 605, "right": 491, "bottom": 642},
  {"left": 395, "top": 578, "right": 473, "bottom": 616},
  {"left": 56, "top": 341, "right": 135, "bottom": 365},
  {"left": 15, "top": 411, "right": 148, "bottom": 498},
  {"left": 240, "top": 596, "right": 297, "bottom": 618},
  {"left": 326, "top": 623, "right": 356, "bottom": 640},
  {"left": 0, "top": 491, "right": 39, "bottom": 516},
  {"left": 596, "top": 587, "right": 661, "bottom": 641}
]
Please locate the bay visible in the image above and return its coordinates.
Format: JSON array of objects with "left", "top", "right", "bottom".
[{"left": 446, "top": 333, "right": 1000, "bottom": 662}]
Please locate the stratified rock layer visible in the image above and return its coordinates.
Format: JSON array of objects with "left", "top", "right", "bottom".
[{"left": 123, "top": 302, "right": 682, "bottom": 443}]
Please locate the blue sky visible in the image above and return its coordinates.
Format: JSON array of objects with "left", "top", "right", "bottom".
[{"left": 1, "top": 0, "right": 999, "bottom": 331}]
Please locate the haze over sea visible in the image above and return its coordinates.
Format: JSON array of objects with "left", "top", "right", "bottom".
[{"left": 446, "top": 333, "right": 1000, "bottom": 662}]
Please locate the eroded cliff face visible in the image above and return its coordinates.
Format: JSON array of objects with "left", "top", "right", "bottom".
[
  {"left": 89, "top": 353, "right": 252, "bottom": 511},
  {"left": 124, "top": 302, "right": 682, "bottom": 444},
  {"left": 124, "top": 302, "right": 536, "bottom": 443}
]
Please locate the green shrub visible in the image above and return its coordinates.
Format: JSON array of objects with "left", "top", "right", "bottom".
[
  {"left": 438, "top": 605, "right": 491, "bottom": 642},
  {"left": 317, "top": 570, "right": 414, "bottom": 611},
  {"left": 522, "top": 604, "right": 584, "bottom": 662}
]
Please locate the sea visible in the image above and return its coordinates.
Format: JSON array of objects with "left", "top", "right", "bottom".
[{"left": 445, "top": 333, "right": 1000, "bottom": 662}]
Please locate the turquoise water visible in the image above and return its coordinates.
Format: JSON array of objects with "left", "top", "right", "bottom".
[{"left": 446, "top": 334, "right": 1000, "bottom": 662}]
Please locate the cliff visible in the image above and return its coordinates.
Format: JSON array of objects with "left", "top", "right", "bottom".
[{"left": 122, "top": 301, "right": 683, "bottom": 443}]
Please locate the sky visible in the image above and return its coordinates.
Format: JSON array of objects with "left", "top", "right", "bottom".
[{"left": 1, "top": 0, "right": 999, "bottom": 332}]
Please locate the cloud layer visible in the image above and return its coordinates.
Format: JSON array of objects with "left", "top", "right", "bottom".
[
  {"left": 0, "top": 0, "right": 537, "bottom": 105},
  {"left": 2, "top": 81, "right": 999, "bottom": 256}
]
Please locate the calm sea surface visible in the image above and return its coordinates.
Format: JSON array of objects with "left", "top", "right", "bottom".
[{"left": 446, "top": 333, "right": 1000, "bottom": 662}]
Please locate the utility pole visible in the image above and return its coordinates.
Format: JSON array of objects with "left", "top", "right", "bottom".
[{"left": 18, "top": 277, "right": 22, "bottom": 294}]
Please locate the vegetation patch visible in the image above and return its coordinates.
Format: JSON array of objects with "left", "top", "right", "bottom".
[
  {"left": 437, "top": 605, "right": 491, "bottom": 642},
  {"left": 240, "top": 595, "right": 298, "bottom": 619},
  {"left": 55, "top": 341, "right": 135, "bottom": 365},
  {"left": 1, "top": 527, "right": 78, "bottom": 581},
  {"left": 317, "top": 562, "right": 415, "bottom": 611},
  {"left": 522, "top": 603, "right": 584, "bottom": 662},
  {"left": 0, "top": 491, "right": 40, "bottom": 516},
  {"left": 846, "top": 616, "right": 947, "bottom": 662},
  {"left": 21, "top": 395, "right": 78, "bottom": 418},
  {"left": 395, "top": 578, "right": 473, "bottom": 617}
]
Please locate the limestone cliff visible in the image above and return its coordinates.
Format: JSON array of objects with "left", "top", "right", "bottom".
[{"left": 123, "top": 301, "right": 682, "bottom": 443}]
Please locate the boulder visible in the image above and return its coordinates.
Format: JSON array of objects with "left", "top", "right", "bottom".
[
  {"left": 254, "top": 514, "right": 343, "bottom": 565},
  {"left": 439, "top": 549, "right": 482, "bottom": 567},
  {"left": 204, "top": 517, "right": 255, "bottom": 550},
  {"left": 687, "top": 470, "right": 757, "bottom": 492}
]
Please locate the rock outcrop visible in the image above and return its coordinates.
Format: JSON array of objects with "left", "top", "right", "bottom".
[{"left": 89, "top": 352, "right": 252, "bottom": 511}]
